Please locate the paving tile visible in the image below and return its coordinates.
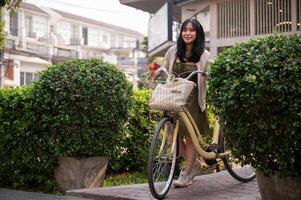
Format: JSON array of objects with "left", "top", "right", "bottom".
[{"left": 0, "top": 169, "right": 261, "bottom": 200}]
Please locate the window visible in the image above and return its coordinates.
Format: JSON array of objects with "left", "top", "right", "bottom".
[
  {"left": 194, "top": 7, "right": 210, "bottom": 33},
  {"left": 103, "top": 33, "right": 108, "bottom": 44},
  {"left": 20, "top": 72, "right": 40, "bottom": 86},
  {"left": 217, "top": 0, "right": 250, "bottom": 38},
  {"left": 111, "top": 33, "right": 118, "bottom": 48},
  {"left": 33, "top": 16, "right": 48, "bottom": 37},
  {"left": 82, "top": 27, "right": 88, "bottom": 45},
  {"left": 25, "top": 15, "right": 33, "bottom": 37},
  {"left": 255, "top": 0, "right": 292, "bottom": 34},
  {"left": 71, "top": 24, "right": 79, "bottom": 38},
  {"left": 172, "top": 21, "right": 180, "bottom": 42},
  {"left": 118, "top": 35, "right": 124, "bottom": 48},
  {"left": 88, "top": 28, "right": 99, "bottom": 46},
  {"left": 25, "top": 15, "right": 48, "bottom": 38},
  {"left": 125, "top": 37, "right": 136, "bottom": 48},
  {"left": 58, "top": 21, "right": 72, "bottom": 44},
  {"left": 296, "top": 0, "right": 301, "bottom": 31},
  {"left": 10, "top": 13, "right": 18, "bottom": 36}
]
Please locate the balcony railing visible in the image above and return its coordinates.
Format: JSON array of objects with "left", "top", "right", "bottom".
[
  {"left": 26, "top": 42, "right": 49, "bottom": 55},
  {"left": 117, "top": 58, "right": 134, "bottom": 65},
  {"left": 5, "top": 39, "right": 16, "bottom": 49},
  {"left": 117, "top": 57, "right": 147, "bottom": 66},
  {"left": 55, "top": 48, "right": 78, "bottom": 58}
]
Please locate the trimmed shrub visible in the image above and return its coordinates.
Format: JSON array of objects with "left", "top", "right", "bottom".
[
  {"left": 0, "top": 59, "right": 133, "bottom": 192},
  {"left": 208, "top": 34, "right": 301, "bottom": 176},
  {"left": 0, "top": 86, "right": 54, "bottom": 191},
  {"left": 109, "top": 88, "right": 160, "bottom": 173},
  {"left": 32, "top": 59, "right": 133, "bottom": 158}
]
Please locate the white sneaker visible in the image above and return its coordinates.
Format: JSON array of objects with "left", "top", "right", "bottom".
[
  {"left": 173, "top": 170, "right": 192, "bottom": 188},
  {"left": 190, "top": 159, "right": 201, "bottom": 179}
]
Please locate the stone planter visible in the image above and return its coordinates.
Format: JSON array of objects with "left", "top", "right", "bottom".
[
  {"left": 54, "top": 156, "right": 108, "bottom": 192},
  {"left": 256, "top": 172, "right": 301, "bottom": 200}
]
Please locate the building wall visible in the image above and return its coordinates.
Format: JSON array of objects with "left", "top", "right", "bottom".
[
  {"left": 18, "top": 61, "right": 46, "bottom": 86},
  {"left": 2, "top": 2, "right": 146, "bottom": 88},
  {"left": 211, "top": 0, "right": 300, "bottom": 57},
  {"left": 181, "top": 0, "right": 301, "bottom": 57}
]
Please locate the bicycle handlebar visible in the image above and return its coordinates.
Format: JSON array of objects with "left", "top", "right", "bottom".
[
  {"left": 185, "top": 70, "right": 207, "bottom": 81},
  {"left": 154, "top": 69, "right": 207, "bottom": 81}
]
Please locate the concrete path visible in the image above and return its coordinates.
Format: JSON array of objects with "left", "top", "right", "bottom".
[
  {"left": 0, "top": 188, "right": 90, "bottom": 200},
  {"left": 67, "top": 170, "right": 261, "bottom": 200},
  {"left": 0, "top": 170, "right": 261, "bottom": 200}
]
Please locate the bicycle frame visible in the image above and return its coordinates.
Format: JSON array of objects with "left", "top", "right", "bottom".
[
  {"left": 171, "top": 107, "right": 228, "bottom": 160},
  {"left": 148, "top": 70, "right": 256, "bottom": 199},
  {"left": 154, "top": 70, "right": 229, "bottom": 160}
]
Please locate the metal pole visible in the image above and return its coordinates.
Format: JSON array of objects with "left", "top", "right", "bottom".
[{"left": 0, "top": 6, "right": 3, "bottom": 88}]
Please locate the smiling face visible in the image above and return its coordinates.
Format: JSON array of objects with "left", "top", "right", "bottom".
[{"left": 181, "top": 22, "right": 197, "bottom": 45}]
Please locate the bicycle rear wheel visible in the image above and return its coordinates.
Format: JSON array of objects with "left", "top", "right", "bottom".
[
  {"left": 219, "top": 128, "right": 256, "bottom": 182},
  {"left": 148, "top": 117, "right": 177, "bottom": 199}
]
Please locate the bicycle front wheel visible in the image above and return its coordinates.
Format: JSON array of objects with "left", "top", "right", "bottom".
[
  {"left": 219, "top": 128, "right": 256, "bottom": 182},
  {"left": 148, "top": 117, "right": 177, "bottom": 200}
]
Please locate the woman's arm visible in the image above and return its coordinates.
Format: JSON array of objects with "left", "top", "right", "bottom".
[{"left": 152, "top": 46, "right": 175, "bottom": 79}]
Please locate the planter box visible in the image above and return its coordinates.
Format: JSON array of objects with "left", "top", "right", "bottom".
[
  {"left": 54, "top": 156, "right": 108, "bottom": 192},
  {"left": 256, "top": 172, "right": 301, "bottom": 200}
]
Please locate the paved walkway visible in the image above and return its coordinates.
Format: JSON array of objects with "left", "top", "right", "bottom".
[
  {"left": 67, "top": 170, "right": 261, "bottom": 200},
  {"left": 0, "top": 188, "right": 90, "bottom": 200},
  {"left": 0, "top": 170, "right": 261, "bottom": 200}
]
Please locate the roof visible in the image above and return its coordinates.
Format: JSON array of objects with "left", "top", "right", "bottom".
[
  {"left": 119, "top": 0, "right": 196, "bottom": 13},
  {"left": 51, "top": 9, "right": 145, "bottom": 37},
  {"left": 119, "top": 0, "right": 166, "bottom": 14},
  {"left": 4, "top": 53, "right": 51, "bottom": 65},
  {"left": 20, "top": 2, "right": 48, "bottom": 15},
  {"left": 20, "top": 2, "right": 145, "bottom": 37},
  {"left": 176, "top": 0, "right": 198, "bottom": 6}
]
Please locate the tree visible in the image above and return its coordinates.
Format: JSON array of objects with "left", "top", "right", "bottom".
[{"left": 141, "top": 36, "right": 148, "bottom": 56}]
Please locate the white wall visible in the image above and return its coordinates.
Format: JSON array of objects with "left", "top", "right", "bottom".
[{"left": 181, "top": 0, "right": 209, "bottom": 22}]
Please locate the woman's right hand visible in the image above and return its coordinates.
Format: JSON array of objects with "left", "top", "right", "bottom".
[{"left": 149, "top": 63, "right": 159, "bottom": 80}]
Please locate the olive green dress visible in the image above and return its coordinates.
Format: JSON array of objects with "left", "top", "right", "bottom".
[{"left": 172, "top": 59, "right": 209, "bottom": 137}]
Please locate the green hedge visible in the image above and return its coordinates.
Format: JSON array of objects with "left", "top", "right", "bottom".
[
  {"left": 0, "top": 86, "right": 54, "bottom": 191},
  {"left": 109, "top": 88, "right": 160, "bottom": 173},
  {"left": 31, "top": 59, "right": 133, "bottom": 158},
  {"left": 208, "top": 34, "right": 301, "bottom": 176},
  {"left": 0, "top": 59, "right": 133, "bottom": 191}
]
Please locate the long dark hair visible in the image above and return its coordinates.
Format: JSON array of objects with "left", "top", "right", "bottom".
[{"left": 177, "top": 18, "right": 205, "bottom": 63}]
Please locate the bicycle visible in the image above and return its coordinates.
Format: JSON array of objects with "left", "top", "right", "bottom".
[{"left": 147, "top": 70, "right": 256, "bottom": 199}]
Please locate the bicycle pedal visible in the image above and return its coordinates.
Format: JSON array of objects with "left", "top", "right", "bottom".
[{"left": 205, "top": 144, "right": 219, "bottom": 153}]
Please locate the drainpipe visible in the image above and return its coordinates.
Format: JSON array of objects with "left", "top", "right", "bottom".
[{"left": 167, "top": 0, "right": 173, "bottom": 42}]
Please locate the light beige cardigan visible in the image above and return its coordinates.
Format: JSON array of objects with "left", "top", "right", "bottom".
[{"left": 161, "top": 45, "right": 211, "bottom": 112}]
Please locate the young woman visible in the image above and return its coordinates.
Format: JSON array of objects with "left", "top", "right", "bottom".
[{"left": 156, "top": 18, "right": 211, "bottom": 187}]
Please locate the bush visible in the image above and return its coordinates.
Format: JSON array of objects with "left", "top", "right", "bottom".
[
  {"left": 108, "top": 88, "right": 160, "bottom": 173},
  {"left": 0, "top": 59, "right": 133, "bottom": 192},
  {"left": 0, "top": 86, "right": 54, "bottom": 191},
  {"left": 208, "top": 34, "right": 301, "bottom": 177},
  {"left": 32, "top": 59, "right": 133, "bottom": 158}
]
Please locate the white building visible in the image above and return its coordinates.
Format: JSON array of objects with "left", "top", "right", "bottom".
[
  {"left": 1, "top": 2, "right": 147, "bottom": 88},
  {"left": 120, "top": 0, "right": 301, "bottom": 58}
]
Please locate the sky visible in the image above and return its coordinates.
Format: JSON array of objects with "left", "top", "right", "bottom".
[{"left": 24, "top": 0, "right": 150, "bottom": 35}]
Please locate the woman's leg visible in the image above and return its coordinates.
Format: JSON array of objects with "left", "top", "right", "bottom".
[
  {"left": 178, "top": 137, "right": 186, "bottom": 159},
  {"left": 184, "top": 135, "right": 197, "bottom": 174}
]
